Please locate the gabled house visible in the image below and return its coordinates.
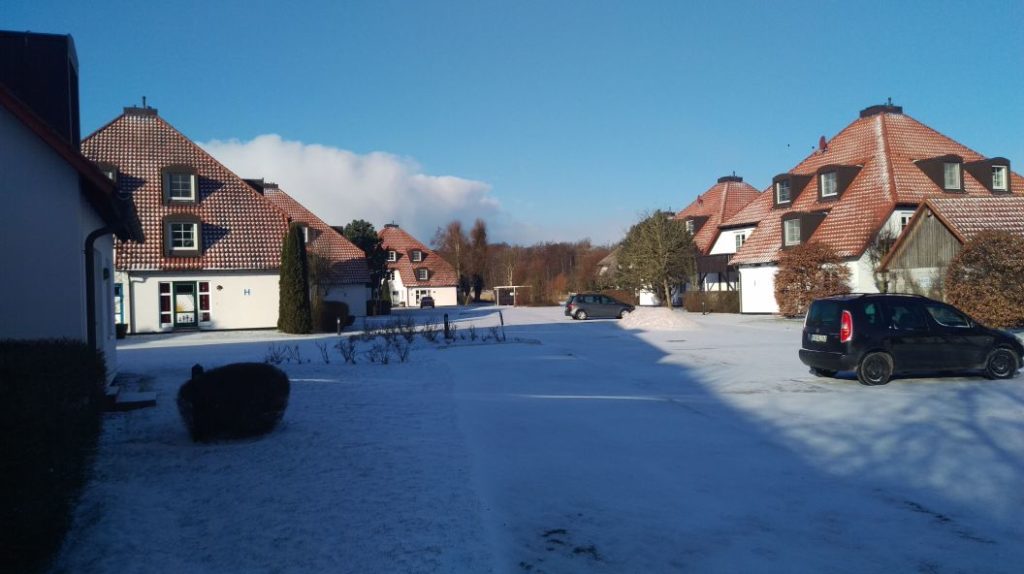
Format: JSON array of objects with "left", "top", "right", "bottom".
[
  {"left": 880, "top": 196, "right": 1024, "bottom": 293},
  {"left": 379, "top": 224, "right": 458, "bottom": 307},
  {"left": 258, "top": 182, "right": 370, "bottom": 316},
  {"left": 724, "top": 103, "right": 1024, "bottom": 313},
  {"left": 0, "top": 31, "right": 140, "bottom": 381},
  {"left": 82, "top": 106, "right": 291, "bottom": 332},
  {"left": 674, "top": 175, "right": 761, "bottom": 291}
]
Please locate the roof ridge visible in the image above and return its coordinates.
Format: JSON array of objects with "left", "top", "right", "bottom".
[{"left": 878, "top": 113, "right": 896, "bottom": 204}]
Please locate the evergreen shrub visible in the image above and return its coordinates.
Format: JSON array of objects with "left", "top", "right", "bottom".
[
  {"left": 177, "top": 363, "right": 290, "bottom": 442},
  {"left": 0, "top": 340, "right": 106, "bottom": 574}
]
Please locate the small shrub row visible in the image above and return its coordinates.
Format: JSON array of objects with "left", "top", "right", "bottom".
[
  {"left": 0, "top": 339, "right": 106, "bottom": 574},
  {"left": 682, "top": 291, "right": 740, "bottom": 313},
  {"left": 316, "top": 301, "right": 353, "bottom": 333}
]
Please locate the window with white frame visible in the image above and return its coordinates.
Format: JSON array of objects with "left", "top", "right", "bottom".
[
  {"left": 387, "top": 250, "right": 397, "bottom": 262},
  {"left": 820, "top": 171, "right": 838, "bottom": 197},
  {"left": 992, "top": 165, "right": 1008, "bottom": 191},
  {"left": 899, "top": 212, "right": 913, "bottom": 232},
  {"left": 165, "top": 171, "right": 197, "bottom": 201},
  {"left": 776, "top": 180, "right": 792, "bottom": 204},
  {"left": 169, "top": 222, "right": 198, "bottom": 250},
  {"left": 783, "top": 219, "right": 801, "bottom": 246},
  {"left": 416, "top": 268, "right": 429, "bottom": 281},
  {"left": 411, "top": 250, "right": 423, "bottom": 262},
  {"left": 684, "top": 220, "right": 695, "bottom": 234},
  {"left": 943, "top": 162, "right": 961, "bottom": 190},
  {"left": 735, "top": 233, "right": 747, "bottom": 250}
]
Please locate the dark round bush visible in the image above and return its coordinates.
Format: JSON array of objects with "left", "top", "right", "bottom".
[{"left": 177, "top": 362, "right": 290, "bottom": 442}]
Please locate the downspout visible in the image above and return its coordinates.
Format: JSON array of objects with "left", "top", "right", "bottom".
[{"left": 85, "top": 227, "right": 114, "bottom": 350}]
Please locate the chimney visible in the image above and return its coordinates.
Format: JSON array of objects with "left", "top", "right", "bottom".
[
  {"left": 0, "top": 31, "right": 81, "bottom": 145},
  {"left": 859, "top": 101, "right": 903, "bottom": 118}
]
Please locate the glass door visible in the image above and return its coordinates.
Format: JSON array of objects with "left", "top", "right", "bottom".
[{"left": 173, "top": 282, "right": 198, "bottom": 328}]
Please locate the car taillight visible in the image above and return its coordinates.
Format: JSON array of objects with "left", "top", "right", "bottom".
[{"left": 840, "top": 310, "right": 853, "bottom": 343}]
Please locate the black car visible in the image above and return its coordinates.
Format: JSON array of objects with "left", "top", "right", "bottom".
[
  {"left": 419, "top": 295, "right": 435, "bottom": 309},
  {"left": 564, "top": 293, "right": 634, "bottom": 320},
  {"left": 800, "top": 294, "right": 1022, "bottom": 385}
]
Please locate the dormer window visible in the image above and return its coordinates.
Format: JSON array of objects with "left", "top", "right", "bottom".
[
  {"left": 783, "top": 219, "right": 801, "bottom": 246},
  {"left": 387, "top": 250, "right": 397, "bottom": 262},
  {"left": 163, "top": 167, "right": 197, "bottom": 202},
  {"left": 416, "top": 268, "right": 429, "bottom": 281},
  {"left": 684, "top": 220, "right": 695, "bottom": 234},
  {"left": 820, "top": 172, "right": 838, "bottom": 198},
  {"left": 411, "top": 250, "right": 424, "bottom": 262},
  {"left": 992, "top": 165, "right": 1008, "bottom": 191},
  {"left": 735, "top": 233, "right": 747, "bottom": 250},
  {"left": 302, "top": 225, "right": 311, "bottom": 244},
  {"left": 776, "top": 180, "right": 792, "bottom": 204},
  {"left": 943, "top": 162, "right": 961, "bottom": 190}
]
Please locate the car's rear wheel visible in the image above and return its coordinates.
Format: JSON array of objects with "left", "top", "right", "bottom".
[
  {"left": 857, "top": 352, "right": 893, "bottom": 386},
  {"left": 575, "top": 310, "right": 588, "bottom": 320},
  {"left": 810, "top": 367, "right": 837, "bottom": 378},
  {"left": 618, "top": 309, "right": 630, "bottom": 319},
  {"left": 984, "top": 348, "right": 1019, "bottom": 379}
]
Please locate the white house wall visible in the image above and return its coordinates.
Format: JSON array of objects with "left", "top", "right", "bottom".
[
  {"left": 416, "top": 286, "right": 457, "bottom": 306},
  {"left": 739, "top": 265, "right": 779, "bottom": 313},
  {"left": 119, "top": 271, "right": 279, "bottom": 333},
  {"left": 387, "top": 270, "right": 408, "bottom": 307},
  {"left": 323, "top": 284, "right": 370, "bottom": 317},
  {"left": 1, "top": 105, "right": 120, "bottom": 378},
  {"left": 709, "top": 227, "right": 756, "bottom": 255}
]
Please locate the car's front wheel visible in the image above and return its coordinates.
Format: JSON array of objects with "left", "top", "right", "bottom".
[
  {"left": 857, "top": 352, "right": 893, "bottom": 386},
  {"left": 984, "top": 348, "right": 1019, "bottom": 379},
  {"left": 574, "top": 310, "right": 588, "bottom": 320}
]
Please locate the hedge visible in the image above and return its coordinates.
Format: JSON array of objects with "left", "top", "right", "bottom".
[
  {"left": 683, "top": 291, "right": 740, "bottom": 313},
  {"left": 317, "top": 301, "right": 353, "bottom": 332},
  {"left": 0, "top": 340, "right": 106, "bottom": 574}
]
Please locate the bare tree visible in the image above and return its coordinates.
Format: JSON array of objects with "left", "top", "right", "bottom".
[{"left": 618, "top": 210, "right": 695, "bottom": 308}]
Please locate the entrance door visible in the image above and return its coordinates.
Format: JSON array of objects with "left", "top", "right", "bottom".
[{"left": 173, "top": 282, "right": 198, "bottom": 328}]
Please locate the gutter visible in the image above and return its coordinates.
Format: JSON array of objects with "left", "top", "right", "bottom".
[{"left": 85, "top": 226, "right": 114, "bottom": 350}]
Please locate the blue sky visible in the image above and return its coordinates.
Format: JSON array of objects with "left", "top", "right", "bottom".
[{"left": 7, "top": 0, "right": 1023, "bottom": 244}]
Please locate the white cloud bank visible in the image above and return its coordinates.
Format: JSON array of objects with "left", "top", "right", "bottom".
[{"left": 200, "top": 135, "right": 501, "bottom": 243}]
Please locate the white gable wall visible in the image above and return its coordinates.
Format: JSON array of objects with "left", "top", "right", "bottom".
[
  {"left": 709, "top": 227, "right": 756, "bottom": 255},
  {"left": 0, "top": 105, "right": 120, "bottom": 378}
]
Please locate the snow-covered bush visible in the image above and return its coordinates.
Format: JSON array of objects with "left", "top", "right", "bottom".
[
  {"left": 945, "top": 230, "right": 1024, "bottom": 328},
  {"left": 774, "top": 242, "right": 851, "bottom": 317},
  {"left": 177, "top": 363, "right": 290, "bottom": 442}
]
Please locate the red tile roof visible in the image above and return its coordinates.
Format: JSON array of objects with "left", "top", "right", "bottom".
[
  {"left": 921, "top": 196, "right": 1024, "bottom": 243},
  {"left": 0, "top": 85, "right": 140, "bottom": 240},
  {"left": 880, "top": 196, "right": 1024, "bottom": 272},
  {"left": 726, "top": 108, "right": 1024, "bottom": 265},
  {"left": 82, "top": 109, "right": 289, "bottom": 271},
  {"left": 674, "top": 176, "right": 760, "bottom": 254},
  {"left": 262, "top": 185, "right": 369, "bottom": 284},
  {"left": 378, "top": 225, "right": 458, "bottom": 287}
]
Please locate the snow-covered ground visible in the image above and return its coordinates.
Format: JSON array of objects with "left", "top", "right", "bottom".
[{"left": 55, "top": 306, "right": 1024, "bottom": 573}]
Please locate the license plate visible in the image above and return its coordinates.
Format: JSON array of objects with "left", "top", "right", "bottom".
[{"left": 810, "top": 334, "right": 827, "bottom": 343}]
